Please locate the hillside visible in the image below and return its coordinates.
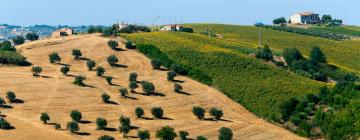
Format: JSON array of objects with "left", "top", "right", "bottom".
[
  {"left": 186, "top": 24, "right": 360, "bottom": 74},
  {"left": 0, "top": 34, "right": 303, "bottom": 139},
  {"left": 123, "top": 32, "right": 323, "bottom": 120}
]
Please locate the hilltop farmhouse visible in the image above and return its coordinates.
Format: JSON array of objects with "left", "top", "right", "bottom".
[
  {"left": 290, "top": 12, "right": 321, "bottom": 24},
  {"left": 160, "top": 24, "right": 183, "bottom": 31},
  {"left": 52, "top": 28, "right": 73, "bottom": 37}
]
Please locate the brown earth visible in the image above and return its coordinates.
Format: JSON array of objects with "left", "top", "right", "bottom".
[{"left": 0, "top": 34, "right": 305, "bottom": 140}]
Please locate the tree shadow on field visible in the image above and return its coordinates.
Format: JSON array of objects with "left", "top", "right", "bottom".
[
  {"left": 159, "top": 68, "right": 169, "bottom": 71},
  {"left": 17, "top": 61, "right": 32, "bottom": 67},
  {"left": 1, "top": 105, "right": 13, "bottom": 109},
  {"left": 104, "top": 127, "right": 117, "bottom": 132},
  {"left": 105, "top": 100, "right": 119, "bottom": 105},
  {"left": 134, "top": 92, "right": 166, "bottom": 97},
  {"left": 41, "top": 75, "right": 52, "bottom": 78},
  {"left": 128, "top": 136, "right": 139, "bottom": 139},
  {"left": 114, "top": 48, "right": 127, "bottom": 51},
  {"left": 178, "top": 91, "right": 191, "bottom": 95},
  {"left": 75, "top": 132, "right": 91, "bottom": 136},
  {"left": 0, "top": 114, "right": 7, "bottom": 117},
  {"left": 173, "top": 79, "right": 185, "bottom": 83},
  {"left": 203, "top": 118, "right": 233, "bottom": 122},
  {"left": 141, "top": 117, "right": 154, "bottom": 120},
  {"left": 66, "top": 74, "right": 77, "bottom": 77},
  {"left": 84, "top": 84, "right": 96, "bottom": 88},
  {"left": 124, "top": 96, "right": 138, "bottom": 100},
  {"left": 57, "top": 63, "right": 71, "bottom": 66},
  {"left": 79, "top": 57, "right": 91, "bottom": 61},
  {"left": 111, "top": 64, "right": 128, "bottom": 68},
  {"left": 78, "top": 120, "right": 92, "bottom": 124},
  {"left": 12, "top": 99, "right": 25, "bottom": 104}
]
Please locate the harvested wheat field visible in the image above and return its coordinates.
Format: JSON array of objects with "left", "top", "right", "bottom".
[{"left": 0, "top": 34, "right": 304, "bottom": 140}]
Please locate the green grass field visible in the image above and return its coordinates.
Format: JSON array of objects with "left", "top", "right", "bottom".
[
  {"left": 186, "top": 24, "right": 360, "bottom": 74},
  {"left": 123, "top": 32, "right": 323, "bottom": 119},
  {"left": 309, "top": 26, "right": 360, "bottom": 37}
]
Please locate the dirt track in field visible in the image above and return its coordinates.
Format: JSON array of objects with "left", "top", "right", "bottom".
[{"left": 0, "top": 34, "right": 305, "bottom": 140}]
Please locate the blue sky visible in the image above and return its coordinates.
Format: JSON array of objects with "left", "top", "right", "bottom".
[{"left": 0, "top": 0, "right": 359, "bottom": 26}]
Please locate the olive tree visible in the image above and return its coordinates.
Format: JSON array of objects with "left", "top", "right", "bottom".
[
  {"left": 86, "top": 60, "right": 96, "bottom": 70},
  {"left": 218, "top": 127, "right": 233, "bottom": 140},
  {"left": 31, "top": 66, "right": 42, "bottom": 77},
  {"left": 0, "top": 117, "right": 11, "bottom": 129},
  {"left": 72, "top": 49, "right": 82, "bottom": 60},
  {"left": 26, "top": 32, "right": 39, "bottom": 41},
  {"left": 129, "top": 81, "right": 139, "bottom": 93},
  {"left": 141, "top": 81, "right": 155, "bottom": 95},
  {"left": 107, "top": 40, "right": 118, "bottom": 50},
  {"left": 119, "top": 88, "right": 128, "bottom": 98},
  {"left": 96, "top": 117, "right": 107, "bottom": 130},
  {"left": 70, "top": 110, "right": 82, "bottom": 122},
  {"left": 135, "top": 107, "right": 145, "bottom": 118},
  {"left": 119, "top": 116, "right": 131, "bottom": 138},
  {"left": 60, "top": 66, "right": 70, "bottom": 75},
  {"left": 74, "top": 75, "right": 86, "bottom": 86},
  {"left": 98, "top": 135, "right": 115, "bottom": 140},
  {"left": 156, "top": 126, "right": 177, "bottom": 140},
  {"left": 6, "top": 91, "right": 16, "bottom": 103},
  {"left": 40, "top": 112, "right": 50, "bottom": 124},
  {"left": 129, "top": 72, "right": 138, "bottom": 81},
  {"left": 101, "top": 93, "right": 110, "bottom": 103},
  {"left": 167, "top": 71, "right": 177, "bottom": 81},
  {"left": 210, "top": 107, "right": 223, "bottom": 120},
  {"left": 12, "top": 36, "right": 25, "bottom": 45},
  {"left": 192, "top": 107, "right": 205, "bottom": 120},
  {"left": 174, "top": 83, "right": 182, "bottom": 93},
  {"left": 66, "top": 121, "right": 79, "bottom": 133},
  {"left": 151, "top": 107, "right": 164, "bottom": 119},
  {"left": 105, "top": 76, "right": 113, "bottom": 85},
  {"left": 49, "top": 52, "right": 61, "bottom": 63},
  {"left": 107, "top": 55, "right": 118, "bottom": 67},
  {"left": 0, "top": 98, "right": 5, "bottom": 107},
  {"left": 138, "top": 130, "right": 150, "bottom": 140},
  {"left": 151, "top": 60, "right": 162, "bottom": 70},
  {"left": 96, "top": 66, "right": 105, "bottom": 76},
  {"left": 179, "top": 131, "right": 189, "bottom": 140}
]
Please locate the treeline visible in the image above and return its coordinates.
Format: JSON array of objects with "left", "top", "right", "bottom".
[
  {"left": 0, "top": 40, "right": 27, "bottom": 65},
  {"left": 280, "top": 74, "right": 360, "bottom": 139},
  {"left": 88, "top": 24, "right": 151, "bottom": 37},
  {"left": 257, "top": 25, "right": 351, "bottom": 40}
]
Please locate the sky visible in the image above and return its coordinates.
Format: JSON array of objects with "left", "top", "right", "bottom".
[{"left": 0, "top": 0, "right": 359, "bottom": 26}]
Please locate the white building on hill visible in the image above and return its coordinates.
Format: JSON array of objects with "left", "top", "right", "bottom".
[{"left": 290, "top": 12, "right": 321, "bottom": 24}]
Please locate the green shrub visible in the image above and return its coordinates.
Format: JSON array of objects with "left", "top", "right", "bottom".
[
  {"left": 60, "top": 66, "right": 70, "bottom": 75},
  {"left": 101, "top": 93, "right": 110, "bottom": 103},
  {"left": 119, "top": 116, "right": 131, "bottom": 137},
  {"left": 156, "top": 126, "right": 177, "bottom": 140},
  {"left": 26, "top": 32, "right": 39, "bottom": 41},
  {"left": 151, "top": 107, "right": 164, "bottom": 119},
  {"left": 151, "top": 60, "right": 162, "bottom": 69},
  {"left": 283, "top": 48, "right": 303, "bottom": 66},
  {"left": 174, "top": 83, "right": 182, "bottom": 93},
  {"left": 129, "top": 81, "right": 139, "bottom": 93},
  {"left": 255, "top": 44, "right": 273, "bottom": 61},
  {"left": 0, "top": 40, "right": 15, "bottom": 52},
  {"left": 98, "top": 135, "right": 115, "bottom": 140},
  {"left": 12, "top": 36, "right": 25, "bottom": 45},
  {"left": 119, "top": 88, "right": 128, "bottom": 98},
  {"left": 192, "top": 107, "right": 205, "bottom": 120},
  {"left": 310, "top": 46, "right": 327, "bottom": 64},
  {"left": 135, "top": 107, "right": 145, "bottom": 118},
  {"left": 138, "top": 130, "right": 150, "bottom": 140},
  {"left": 71, "top": 49, "right": 82, "bottom": 60},
  {"left": 129, "top": 72, "right": 138, "bottom": 81},
  {"left": 210, "top": 107, "right": 223, "bottom": 120},
  {"left": 0, "top": 97, "right": 5, "bottom": 106},
  {"left": 6, "top": 91, "right": 16, "bottom": 103},
  {"left": 167, "top": 71, "right": 177, "bottom": 81},
  {"left": 0, "top": 51, "right": 25, "bottom": 65},
  {"left": 40, "top": 112, "right": 50, "bottom": 124},
  {"left": 74, "top": 75, "right": 86, "bottom": 86},
  {"left": 96, "top": 66, "right": 105, "bottom": 76},
  {"left": 31, "top": 66, "right": 42, "bottom": 77},
  {"left": 179, "top": 131, "right": 189, "bottom": 140},
  {"left": 66, "top": 121, "right": 79, "bottom": 133},
  {"left": 48, "top": 52, "right": 61, "bottom": 63},
  {"left": 105, "top": 76, "right": 113, "bottom": 85},
  {"left": 70, "top": 110, "right": 82, "bottom": 122},
  {"left": 125, "top": 41, "right": 136, "bottom": 49},
  {"left": 141, "top": 81, "right": 155, "bottom": 94},
  {"left": 107, "top": 40, "right": 119, "bottom": 50},
  {"left": 86, "top": 60, "right": 96, "bottom": 70},
  {"left": 96, "top": 117, "right": 107, "bottom": 130},
  {"left": 218, "top": 127, "right": 233, "bottom": 140},
  {"left": 107, "top": 55, "right": 118, "bottom": 66}
]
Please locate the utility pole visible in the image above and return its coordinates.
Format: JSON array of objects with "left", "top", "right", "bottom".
[{"left": 258, "top": 30, "right": 262, "bottom": 48}]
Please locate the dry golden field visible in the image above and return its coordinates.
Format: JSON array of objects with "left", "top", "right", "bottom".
[{"left": 0, "top": 34, "right": 304, "bottom": 140}]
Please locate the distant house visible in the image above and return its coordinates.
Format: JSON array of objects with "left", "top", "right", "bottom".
[
  {"left": 160, "top": 24, "right": 183, "bottom": 31},
  {"left": 118, "top": 22, "right": 128, "bottom": 30},
  {"left": 52, "top": 28, "right": 73, "bottom": 37},
  {"left": 290, "top": 12, "right": 321, "bottom": 24}
]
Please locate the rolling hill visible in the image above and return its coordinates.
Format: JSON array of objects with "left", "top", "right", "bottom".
[{"left": 0, "top": 34, "right": 303, "bottom": 139}]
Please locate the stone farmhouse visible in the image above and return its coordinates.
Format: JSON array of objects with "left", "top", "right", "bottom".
[
  {"left": 52, "top": 28, "right": 73, "bottom": 37},
  {"left": 290, "top": 12, "right": 321, "bottom": 24}
]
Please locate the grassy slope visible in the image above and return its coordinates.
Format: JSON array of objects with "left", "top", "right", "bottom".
[
  {"left": 186, "top": 24, "right": 360, "bottom": 73},
  {"left": 309, "top": 26, "right": 360, "bottom": 37},
  {"left": 124, "top": 32, "right": 322, "bottom": 119}
]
